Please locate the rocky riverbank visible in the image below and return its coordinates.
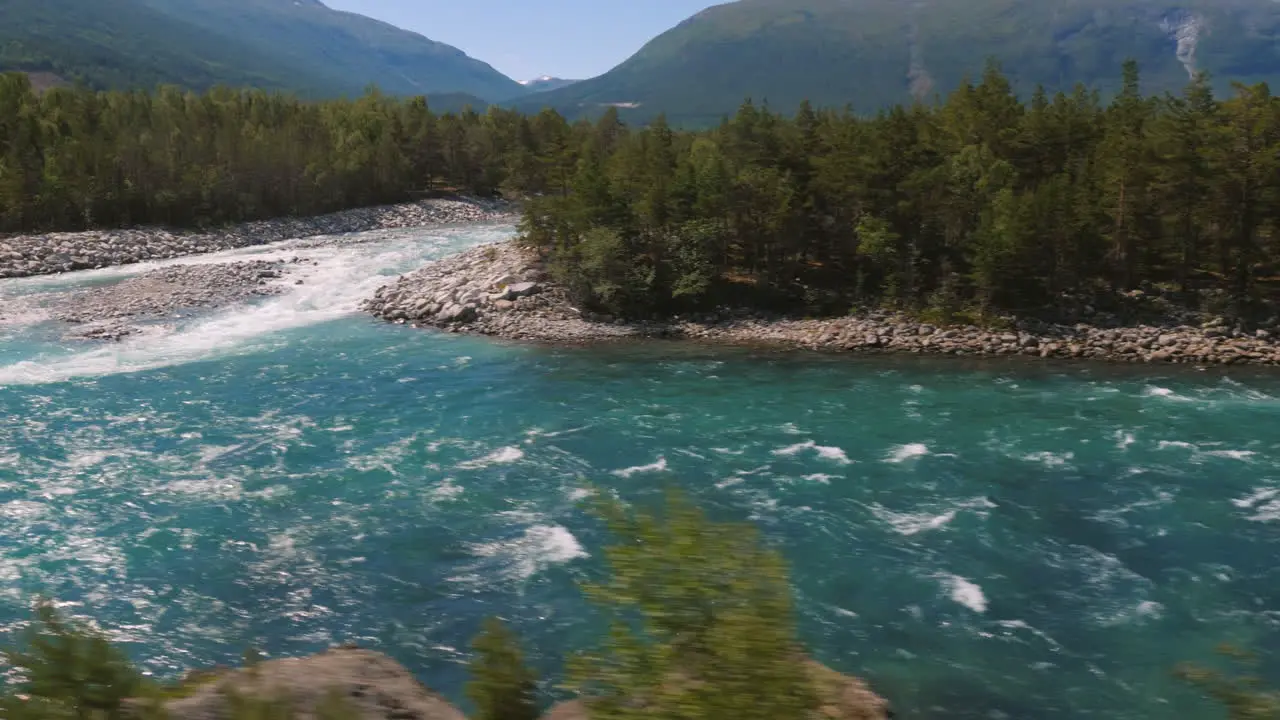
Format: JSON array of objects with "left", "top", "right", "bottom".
[
  {"left": 0, "top": 197, "right": 514, "bottom": 279},
  {"left": 366, "top": 241, "right": 1280, "bottom": 367},
  {"left": 51, "top": 260, "right": 300, "bottom": 341}
]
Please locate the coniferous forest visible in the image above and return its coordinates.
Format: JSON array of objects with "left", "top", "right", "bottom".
[
  {"left": 5, "top": 61, "right": 1280, "bottom": 321},
  {"left": 526, "top": 61, "right": 1280, "bottom": 323}
]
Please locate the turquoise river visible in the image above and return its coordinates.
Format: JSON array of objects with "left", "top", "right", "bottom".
[{"left": 1, "top": 223, "right": 1278, "bottom": 719}]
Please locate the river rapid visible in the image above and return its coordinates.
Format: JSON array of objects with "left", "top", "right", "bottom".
[{"left": 1, "top": 222, "right": 1278, "bottom": 719}]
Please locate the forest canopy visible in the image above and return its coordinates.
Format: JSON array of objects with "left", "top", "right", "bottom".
[{"left": 3, "top": 60, "right": 1280, "bottom": 320}]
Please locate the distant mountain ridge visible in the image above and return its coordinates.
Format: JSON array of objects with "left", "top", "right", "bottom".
[
  {"left": 138, "top": 0, "right": 523, "bottom": 100},
  {"left": 0, "top": 0, "right": 522, "bottom": 101},
  {"left": 517, "top": 0, "right": 1280, "bottom": 125}
]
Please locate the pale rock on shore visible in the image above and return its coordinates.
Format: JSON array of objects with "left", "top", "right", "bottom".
[
  {"left": 364, "top": 242, "right": 640, "bottom": 343},
  {"left": 131, "top": 648, "right": 467, "bottom": 720},
  {"left": 0, "top": 197, "right": 515, "bottom": 279},
  {"left": 130, "top": 648, "right": 890, "bottom": 720},
  {"left": 366, "top": 240, "right": 1280, "bottom": 367},
  {"left": 54, "top": 260, "right": 296, "bottom": 341}
]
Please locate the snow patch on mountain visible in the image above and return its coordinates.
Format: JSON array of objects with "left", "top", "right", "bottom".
[{"left": 518, "top": 76, "right": 580, "bottom": 93}]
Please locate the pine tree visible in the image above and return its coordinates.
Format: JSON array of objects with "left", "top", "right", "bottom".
[
  {"left": 1, "top": 600, "right": 144, "bottom": 720},
  {"left": 465, "top": 617, "right": 539, "bottom": 720}
]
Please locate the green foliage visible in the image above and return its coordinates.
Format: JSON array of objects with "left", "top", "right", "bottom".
[
  {"left": 0, "top": 603, "right": 359, "bottom": 720},
  {"left": 518, "top": 0, "right": 1280, "bottom": 127},
  {"left": 0, "top": 600, "right": 145, "bottom": 720},
  {"left": 568, "top": 490, "right": 818, "bottom": 720},
  {"left": 0, "top": 0, "right": 324, "bottom": 95},
  {"left": 548, "top": 227, "right": 647, "bottom": 317},
  {"left": 0, "top": 76, "right": 568, "bottom": 235},
  {"left": 0, "top": 0, "right": 519, "bottom": 100},
  {"left": 1178, "top": 646, "right": 1280, "bottom": 719},
  {"left": 138, "top": 0, "right": 522, "bottom": 101},
  {"left": 466, "top": 618, "right": 539, "bottom": 720},
  {"left": 526, "top": 61, "right": 1280, "bottom": 323}
]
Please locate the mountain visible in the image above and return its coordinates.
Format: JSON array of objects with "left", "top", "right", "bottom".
[
  {"left": 517, "top": 0, "right": 1280, "bottom": 125},
  {"left": 139, "top": 0, "right": 523, "bottom": 101},
  {"left": 517, "top": 76, "right": 580, "bottom": 93},
  {"left": 0, "top": 0, "right": 521, "bottom": 101},
  {"left": 0, "top": 0, "right": 333, "bottom": 93}
]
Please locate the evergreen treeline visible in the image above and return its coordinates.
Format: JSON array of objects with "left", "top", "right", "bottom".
[
  {"left": 0, "top": 72, "right": 576, "bottom": 233},
  {"left": 522, "top": 61, "right": 1280, "bottom": 322},
  {"left": 6, "top": 62, "right": 1280, "bottom": 323}
]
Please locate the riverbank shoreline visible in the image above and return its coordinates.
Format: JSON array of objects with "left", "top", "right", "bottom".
[
  {"left": 366, "top": 240, "right": 1280, "bottom": 367},
  {"left": 0, "top": 197, "right": 517, "bottom": 280}
]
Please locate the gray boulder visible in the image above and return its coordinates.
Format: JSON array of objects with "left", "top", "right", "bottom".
[{"left": 497, "top": 282, "right": 541, "bottom": 301}]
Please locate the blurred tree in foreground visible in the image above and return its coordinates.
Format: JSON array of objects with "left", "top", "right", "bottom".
[
  {"left": 1178, "top": 646, "right": 1280, "bottom": 719},
  {"left": 467, "top": 617, "right": 539, "bottom": 720},
  {"left": 567, "top": 489, "right": 818, "bottom": 720}
]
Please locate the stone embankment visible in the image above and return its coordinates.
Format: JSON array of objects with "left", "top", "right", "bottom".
[
  {"left": 0, "top": 197, "right": 514, "bottom": 279},
  {"left": 367, "top": 240, "right": 1280, "bottom": 367},
  {"left": 364, "top": 242, "right": 640, "bottom": 343}
]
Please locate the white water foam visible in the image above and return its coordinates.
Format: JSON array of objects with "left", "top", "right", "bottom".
[
  {"left": 1233, "top": 487, "right": 1280, "bottom": 509},
  {"left": 612, "top": 457, "right": 668, "bottom": 477},
  {"left": 1155, "top": 440, "right": 1258, "bottom": 463},
  {"left": 1203, "top": 449, "right": 1256, "bottom": 462},
  {"left": 942, "top": 574, "right": 989, "bottom": 613},
  {"left": 872, "top": 497, "right": 994, "bottom": 536},
  {"left": 994, "top": 620, "right": 1062, "bottom": 649},
  {"left": 430, "top": 478, "right": 465, "bottom": 501},
  {"left": 0, "top": 223, "right": 516, "bottom": 386},
  {"left": 884, "top": 443, "right": 930, "bottom": 463},
  {"left": 1022, "top": 451, "right": 1074, "bottom": 467},
  {"left": 457, "top": 446, "right": 525, "bottom": 470},
  {"left": 1236, "top": 487, "right": 1280, "bottom": 522},
  {"left": 872, "top": 505, "right": 956, "bottom": 535},
  {"left": 773, "top": 440, "right": 852, "bottom": 465},
  {"left": 1142, "top": 386, "right": 1195, "bottom": 402},
  {"left": 467, "top": 524, "right": 587, "bottom": 581}
]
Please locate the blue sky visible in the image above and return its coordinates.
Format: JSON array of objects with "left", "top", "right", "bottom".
[{"left": 324, "top": 0, "right": 719, "bottom": 81}]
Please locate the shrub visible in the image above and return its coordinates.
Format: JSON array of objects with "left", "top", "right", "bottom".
[{"left": 1178, "top": 645, "right": 1280, "bottom": 719}]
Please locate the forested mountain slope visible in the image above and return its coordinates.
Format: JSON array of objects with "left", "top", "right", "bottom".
[
  {"left": 518, "top": 0, "right": 1280, "bottom": 125},
  {"left": 0, "top": 0, "right": 331, "bottom": 93},
  {"left": 139, "top": 0, "right": 524, "bottom": 101},
  {"left": 0, "top": 0, "right": 521, "bottom": 100}
]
